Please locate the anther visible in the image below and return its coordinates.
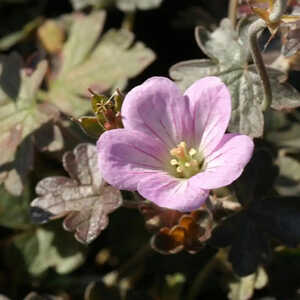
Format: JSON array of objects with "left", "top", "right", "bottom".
[
  {"left": 176, "top": 166, "right": 183, "bottom": 173},
  {"left": 170, "top": 159, "right": 179, "bottom": 166},
  {"left": 189, "top": 148, "right": 197, "bottom": 156}
]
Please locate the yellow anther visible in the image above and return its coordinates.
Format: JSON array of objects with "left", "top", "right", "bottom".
[
  {"left": 189, "top": 148, "right": 197, "bottom": 156},
  {"left": 185, "top": 162, "right": 191, "bottom": 167},
  {"left": 176, "top": 166, "right": 183, "bottom": 173},
  {"left": 170, "top": 159, "right": 179, "bottom": 166}
]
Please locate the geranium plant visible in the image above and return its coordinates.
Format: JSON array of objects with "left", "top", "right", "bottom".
[{"left": 1, "top": 0, "right": 300, "bottom": 299}]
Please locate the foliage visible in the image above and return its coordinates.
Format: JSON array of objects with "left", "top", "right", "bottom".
[
  {"left": 69, "top": 0, "right": 163, "bottom": 12},
  {"left": 31, "top": 143, "right": 122, "bottom": 244},
  {"left": 0, "top": 0, "right": 300, "bottom": 299},
  {"left": 170, "top": 18, "right": 300, "bottom": 137}
]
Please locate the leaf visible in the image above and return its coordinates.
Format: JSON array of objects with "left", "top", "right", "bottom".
[
  {"left": 210, "top": 212, "right": 271, "bottom": 276},
  {"left": 228, "top": 267, "right": 268, "bottom": 300},
  {"left": 84, "top": 281, "right": 121, "bottom": 300},
  {"left": 251, "top": 196, "right": 300, "bottom": 246},
  {"left": 233, "top": 149, "right": 278, "bottom": 205},
  {"left": 161, "top": 273, "right": 186, "bottom": 300},
  {"left": 12, "top": 226, "right": 85, "bottom": 276},
  {"left": 115, "top": 0, "right": 163, "bottom": 11},
  {"left": 275, "top": 155, "right": 300, "bottom": 196},
  {"left": 47, "top": 12, "right": 155, "bottom": 117},
  {"left": 266, "top": 123, "right": 300, "bottom": 149},
  {"left": 24, "top": 292, "right": 63, "bottom": 300},
  {"left": 0, "top": 53, "right": 60, "bottom": 195},
  {"left": 0, "top": 18, "right": 42, "bottom": 51},
  {"left": 170, "top": 18, "right": 300, "bottom": 137},
  {"left": 0, "top": 185, "right": 31, "bottom": 229},
  {"left": 69, "top": 0, "right": 163, "bottom": 11},
  {"left": 31, "top": 143, "right": 122, "bottom": 244}
]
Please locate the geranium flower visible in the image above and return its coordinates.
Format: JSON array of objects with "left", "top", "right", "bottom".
[{"left": 97, "top": 77, "right": 254, "bottom": 212}]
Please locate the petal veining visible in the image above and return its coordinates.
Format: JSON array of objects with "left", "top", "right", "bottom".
[
  {"left": 97, "top": 129, "right": 168, "bottom": 190},
  {"left": 184, "top": 77, "right": 232, "bottom": 154},
  {"left": 137, "top": 173, "right": 209, "bottom": 212},
  {"left": 189, "top": 133, "right": 254, "bottom": 189},
  {"left": 121, "top": 77, "right": 192, "bottom": 148}
]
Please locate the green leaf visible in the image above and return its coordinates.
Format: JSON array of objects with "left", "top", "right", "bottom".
[
  {"left": 161, "top": 273, "right": 185, "bottom": 300},
  {"left": 0, "top": 18, "right": 42, "bottom": 51},
  {"left": 0, "top": 53, "right": 61, "bottom": 195},
  {"left": 275, "top": 155, "right": 300, "bottom": 196},
  {"left": 75, "top": 116, "right": 104, "bottom": 138},
  {"left": 170, "top": 19, "right": 300, "bottom": 137},
  {"left": 69, "top": 0, "right": 163, "bottom": 11},
  {"left": 47, "top": 12, "right": 155, "bottom": 117},
  {"left": 115, "top": 0, "right": 163, "bottom": 11},
  {"left": 228, "top": 267, "right": 268, "bottom": 300},
  {"left": 0, "top": 185, "right": 31, "bottom": 229},
  {"left": 24, "top": 292, "right": 62, "bottom": 300},
  {"left": 251, "top": 196, "right": 300, "bottom": 246},
  {"left": 266, "top": 123, "right": 300, "bottom": 149},
  {"left": 84, "top": 281, "right": 121, "bottom": 300},
  {"left": 13, "top": 226, "right": 85, "bottom": 276}
]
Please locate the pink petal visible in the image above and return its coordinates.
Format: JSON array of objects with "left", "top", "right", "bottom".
[
  {"left": 121, "top": 77, "right": 192, "bottom": 148},
  {"left": 137, "top": 173, "right": 209, "bottom": 212},
  {"left": 190, "top": 134, "right": 254, "bottom": 189},
  {"left": 97, "top": 129, "right": 167, "bottom": 190},
  {"left": 184, "top": 77, "right": 232, "bottom": 155}
]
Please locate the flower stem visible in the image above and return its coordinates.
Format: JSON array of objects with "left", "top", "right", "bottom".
[
  {"left": 187, "top": 249, "right": 227, "bottom": 300},
  {"left": 122, "top": 199, "right": 144, "bottom": 209},
  {"left": 269, "top": 0, "right": 287, "bottom": 23},
  {"left": 122, "top": 12, "right": 136, "bottom": 31},
  {"left": 228, "top": 0, "right": 239, "bottom": 27},
  {"left": 248, "top": 19, "right": 272, "bottom": 111}
]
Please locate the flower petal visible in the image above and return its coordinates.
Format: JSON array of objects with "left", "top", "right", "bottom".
[
  {"left": 184, "top": 77, "right": 232, "bottom": 154},
  {"left": 137, "top": 173, "right": 209, "bottom": 212},
  {"left": 190, "top": 133, "right": 254, "bottom": 189},
  {"left": 121, "top": 77, "right": 192, "bottom": 148},
  {"left": 97, "top": 129, "right": 167, "bottom": 190}
]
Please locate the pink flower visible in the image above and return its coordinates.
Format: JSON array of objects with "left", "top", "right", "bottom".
[{"left": 97, "top": 77, "right": 254, "bottom": 212}]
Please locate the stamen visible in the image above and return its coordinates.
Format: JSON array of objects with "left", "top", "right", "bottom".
[
  {"left": 189, "top": 148, "right": 197, "bottom": 156},
  {"left": 170, "top": 159, "right": 179, "bottom": 166},
  {"left": 176, "top": 166, "right": 183, "bottom": 173},
  {"left": 169, "top": 141, "right": 205, "bottom": 179}
]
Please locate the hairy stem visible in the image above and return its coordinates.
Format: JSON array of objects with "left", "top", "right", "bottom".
[
  {"left": 228, "top": 0, "right": 239, "bottom": 27},
  {"left": 248, "top": 19, "right": 272, "bottom": 111},
  {"left": 269, "top": 0, "right": 287, "bottom": 23}
]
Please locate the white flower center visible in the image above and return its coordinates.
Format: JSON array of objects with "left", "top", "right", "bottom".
[{"left": 169, "top": 141, "right": 205, "bottom": 178}]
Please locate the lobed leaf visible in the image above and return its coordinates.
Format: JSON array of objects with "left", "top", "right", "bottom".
[
  {"left": 47, "top": 12, "right": 155, "bottom": 117},
  {"left": 0, "top": 53, "right": 61, "bottom": 195},
  {"left": 12, "top": 226, "right": 85, "bottom": 276},
  {"left": 69, "top": 0, "right": 163, "bottom": 11},
  {"left": 31, "top": 143, "right": 122, "bottom": 244},
  {"left": 228, "top": 267, "right": 268, "bottom": 300},
  {"left": 170, "top": 18, "right": 300, "bottom": 137}
]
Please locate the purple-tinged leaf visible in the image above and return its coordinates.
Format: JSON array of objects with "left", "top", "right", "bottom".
[{"left": 31, "top": 143, "right": 122, "bottom": 244}]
